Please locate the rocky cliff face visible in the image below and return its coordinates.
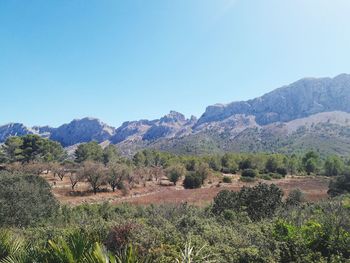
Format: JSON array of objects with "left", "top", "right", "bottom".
[
  {"left": 111, "top": 111, "right": 195, "bottom": 143},
  {"left": 197, "top": 74, "right": 350, "bottom": 126},
  {"left": 0, "top": 123, "right": 33, "bottom": 142},
  {"left": 50, "top": 117, "right": 115, "bottom": 147}
]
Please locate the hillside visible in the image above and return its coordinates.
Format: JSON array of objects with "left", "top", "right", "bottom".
[{"left": 2, "top": 74, "right": 350, "bottom": 156}]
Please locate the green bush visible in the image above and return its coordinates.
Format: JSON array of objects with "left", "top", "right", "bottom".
[
  {"left": 212, "top": 183, "right": 284, "bottom": 221},
  {"left": 269, "top": 173, "right": 283, "bottom": 179},
  {"left": 183, "top": 173, "right": 202, "bottom": 189},
  {"left": 239, "top": 176, "right": 256, "bottom": 182},
  {"left": 259, "top": 174, "right": 272, "bottom": 180},
  {"left": 222, "top": 176, "right": 232, "bottom": 183},
  {"left": 276, "top": 167, "right": 288, "bottom": 176},
  {"left": 241, "top": 169, "right": 258, "bottom": 178},
  {"left": 0, "top": 172, "right": 59, "bottom": 227}
]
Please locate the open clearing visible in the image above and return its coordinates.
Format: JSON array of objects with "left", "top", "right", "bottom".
[{"left": 43, "top": 173, "right": 331, "bottom": 206}]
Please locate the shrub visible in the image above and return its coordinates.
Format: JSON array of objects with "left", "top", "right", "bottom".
[
  {"left": 183, "top": 173, "right": 202, "bottom": 189},
  {"left": 0, "top": 172, "right": 59, "bottom": 227},
  {"left": 212, "top": 183, "right": 284, "bottom": 220},
  {"left": 285, "top": 189, "right": 305, "bottom": 206},
  {"left": 166, "top": 165, "right": 186, "bottom": 185},
  {"left": 241, "top": 169, "right": 258, "bottom": 178},
  {"left": 276, "top": 167, "right": 288, "bottom": 176},
  {"left": 269, "top": 173, "right": 283, "bottom": 179},
  {"left": 259, "top": 174, "right": 272, "bottom": 180},
  {"left": 222, "top": 176, "right": 232, "bottom": 183},
  {"left": 239, "top": 176, "right": 256, "bottom": 182}
]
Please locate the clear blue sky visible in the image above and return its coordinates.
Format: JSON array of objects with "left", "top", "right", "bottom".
[{"left": 1, "top": 0, "right": 350, "bottom": 127}]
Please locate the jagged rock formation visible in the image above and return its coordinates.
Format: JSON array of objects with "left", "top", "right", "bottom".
[
  {"left": 197, "top": 74, "right": 350, "bottom": 126},
  {"left": 2, "top": 74, "right": 350, "bottom": 155},
  {"left": 50, "top": 117, "right": 115, "bottom": 147}
]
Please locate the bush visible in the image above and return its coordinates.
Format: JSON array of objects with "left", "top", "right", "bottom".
[
  {"left": 259, "top": 174, "right": 272, "bottom": 180},
  {"left": 285, "top": 189, "right": 305, "bottom": 206},
  {"left": 212, "top": 183, "right": 284, "bottom": 221},
  {"left": 276, "top": 167, "right": 288, "bottom": 176},
  {"left": 269, "top": 173, "right": 283, "bottom": 179},
  {"left": 183, "top": 173, "right": 202, "bottom": 189},
  {"left": 239, "top": 176, "right": 256, "bottom": 182},
  {"left": 0, "top": 172, "right": 59, "bottom": 227},
  {"left": 222, "top": 176, "right": 232, "bottom": 183},
  {"left": 165, "top": 165, "right": 186, "bottom": 185},
  {"left": 241, "top": 169, "right": 258, "bottom": 178}
]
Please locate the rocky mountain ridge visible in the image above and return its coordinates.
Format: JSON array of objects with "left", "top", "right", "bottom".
[{"left": 2, "top": 74, "right": 350, "bottom": 155}]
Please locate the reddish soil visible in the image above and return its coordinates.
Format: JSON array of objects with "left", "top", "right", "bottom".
[{"left": 43, "top": 173, "right": 330, "bottom": 206}]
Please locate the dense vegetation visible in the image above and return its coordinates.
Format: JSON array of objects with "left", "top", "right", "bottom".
[
  {"left": 1, "top": 135, "right": 350, "bottom": 262},
  {"left": 0, "top": 173, "right": 349, "bottom": 262}
]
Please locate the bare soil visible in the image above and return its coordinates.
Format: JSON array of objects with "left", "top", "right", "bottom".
[{"left": 43, "top": 173, "right": 331, "bottom": 206}]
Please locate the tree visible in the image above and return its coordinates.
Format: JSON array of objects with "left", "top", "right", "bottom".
[
  {"left": 239, "top": 158, "right": 253, "bottom": 170},
  {"left": 3, "top": 136, "right": 24, "bottom": 162},
  {"left": 3, "top": 135, "right": 65, "bottom": 163},
  {"left": 287, "top": 154, "right": 299, "bottom": 175},
  {"left": 302, "top": 151, "right": 319, "bottom": 175},
  {"left": 80, "top": 161, "right": 106, "bottom": 194},
  {"left": 196, "top": 162, "right": 210, "bottom": 184},
  {"left": 0, "top": 172, "right": 59, "bottom": 227},
  {"left": 265, "top": 157, "right": 279, "bottom": 173},
  {"left": 305, "top": 158, "right": 317, "bottom": 175},
  {"left": 165, "top": 165, "right": 186, "bottom": 185},
  {"left": 207, "top": 156, "right": 222, "bottom": 171},
  {"left": 51, "top": 162, "right": 66, "bottom": 180},
  {"left": 133, "top": 152, "right": 146, "bottom": 167},
  {"left": 212, "top": 183, "right": 283, "bottom": 221},
  {"left": 68, "top": 172, "right": 82, "bottom": 191},
  {"left": 103, "top": 145, "right": 120, "bottom": 165},
  {"left": 107, "top": 163, "right": 130, "bottom": 192},
  {"left": 328, "top": 169, "right": 350, "bottom": 196},
  {"left": 324, "top": 155, "right": 344, "bottom": 176},
  {"left": 75, "top": 142, "right": 103, "bottom": 163}
]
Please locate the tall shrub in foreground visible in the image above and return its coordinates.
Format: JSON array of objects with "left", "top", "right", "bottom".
[
  {"left": 0, "top": 172, "right": 59, "bottom": 227},
  {"left": 212, "top": 183, "right": 283, "bottom": 221}
]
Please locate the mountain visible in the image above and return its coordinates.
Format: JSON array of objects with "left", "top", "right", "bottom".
[
  {"left": 50, "top": 117, "right": 115, "bottom": 147},
  {"left": 2, "top": 74, "right": 350, "bottom": 156},
  {"left": 197, "top": 73, "right": 350, "bottom": 126}
]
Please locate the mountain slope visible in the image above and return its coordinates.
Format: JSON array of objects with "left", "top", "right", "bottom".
[
  {"left": 2, "top": 74, "right": 350, "bottom": 156},
  {"left": 198, "top": 74, "right": 350, "bottom": 126}
]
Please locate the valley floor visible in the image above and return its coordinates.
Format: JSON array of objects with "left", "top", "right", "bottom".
[{"left": 43, "top": 173, "right": 330, "bottom": 206}]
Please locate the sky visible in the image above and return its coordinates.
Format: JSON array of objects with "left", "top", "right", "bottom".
[{"left": 1, "top": 0, "right": 350, "bottom": 127}]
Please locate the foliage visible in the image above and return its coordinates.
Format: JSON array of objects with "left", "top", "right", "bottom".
[
  {"left": 183, "top": 173, "right": 202, "bottom": 189},
  {"left": 212, "top": 183, "right": 283, "bottom": 221},
  {"left": 79, "top": 161, "right": 107, "bottom": 194},
  {"left": 324, "top": 155, "right": 344, "bottom": 176},
  {"left": 222, "top": 176, "right": 232, "bottom": 183},
  {"left": 75, "top": 142, "right": 104, "bottom": 163},
  {"left": 2, "top": 135, "right": 65, "bottom": 163},
  {"left": 241, "top": 168, "right": 257, "bottom": 178},
  {"left": 0, "top": 172, "right": 58, "bottom": 227},
  {"left": 166, "top": 165, "right": 186, "bottom": 185},
  {"left": 328, "top": 173, "right": 350, "bottom": 196},
  {"left": 285, "top": 189, "right": 305, "bottom": 206}
]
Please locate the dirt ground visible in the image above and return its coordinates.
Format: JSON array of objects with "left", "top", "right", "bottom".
[{"left": 43, "top": 173, "right": 331, "bottom": 206}]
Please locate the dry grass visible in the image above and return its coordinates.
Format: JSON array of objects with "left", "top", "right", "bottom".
[{"left": 43, "top": 172, "right": 330, "bottom": 206}]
